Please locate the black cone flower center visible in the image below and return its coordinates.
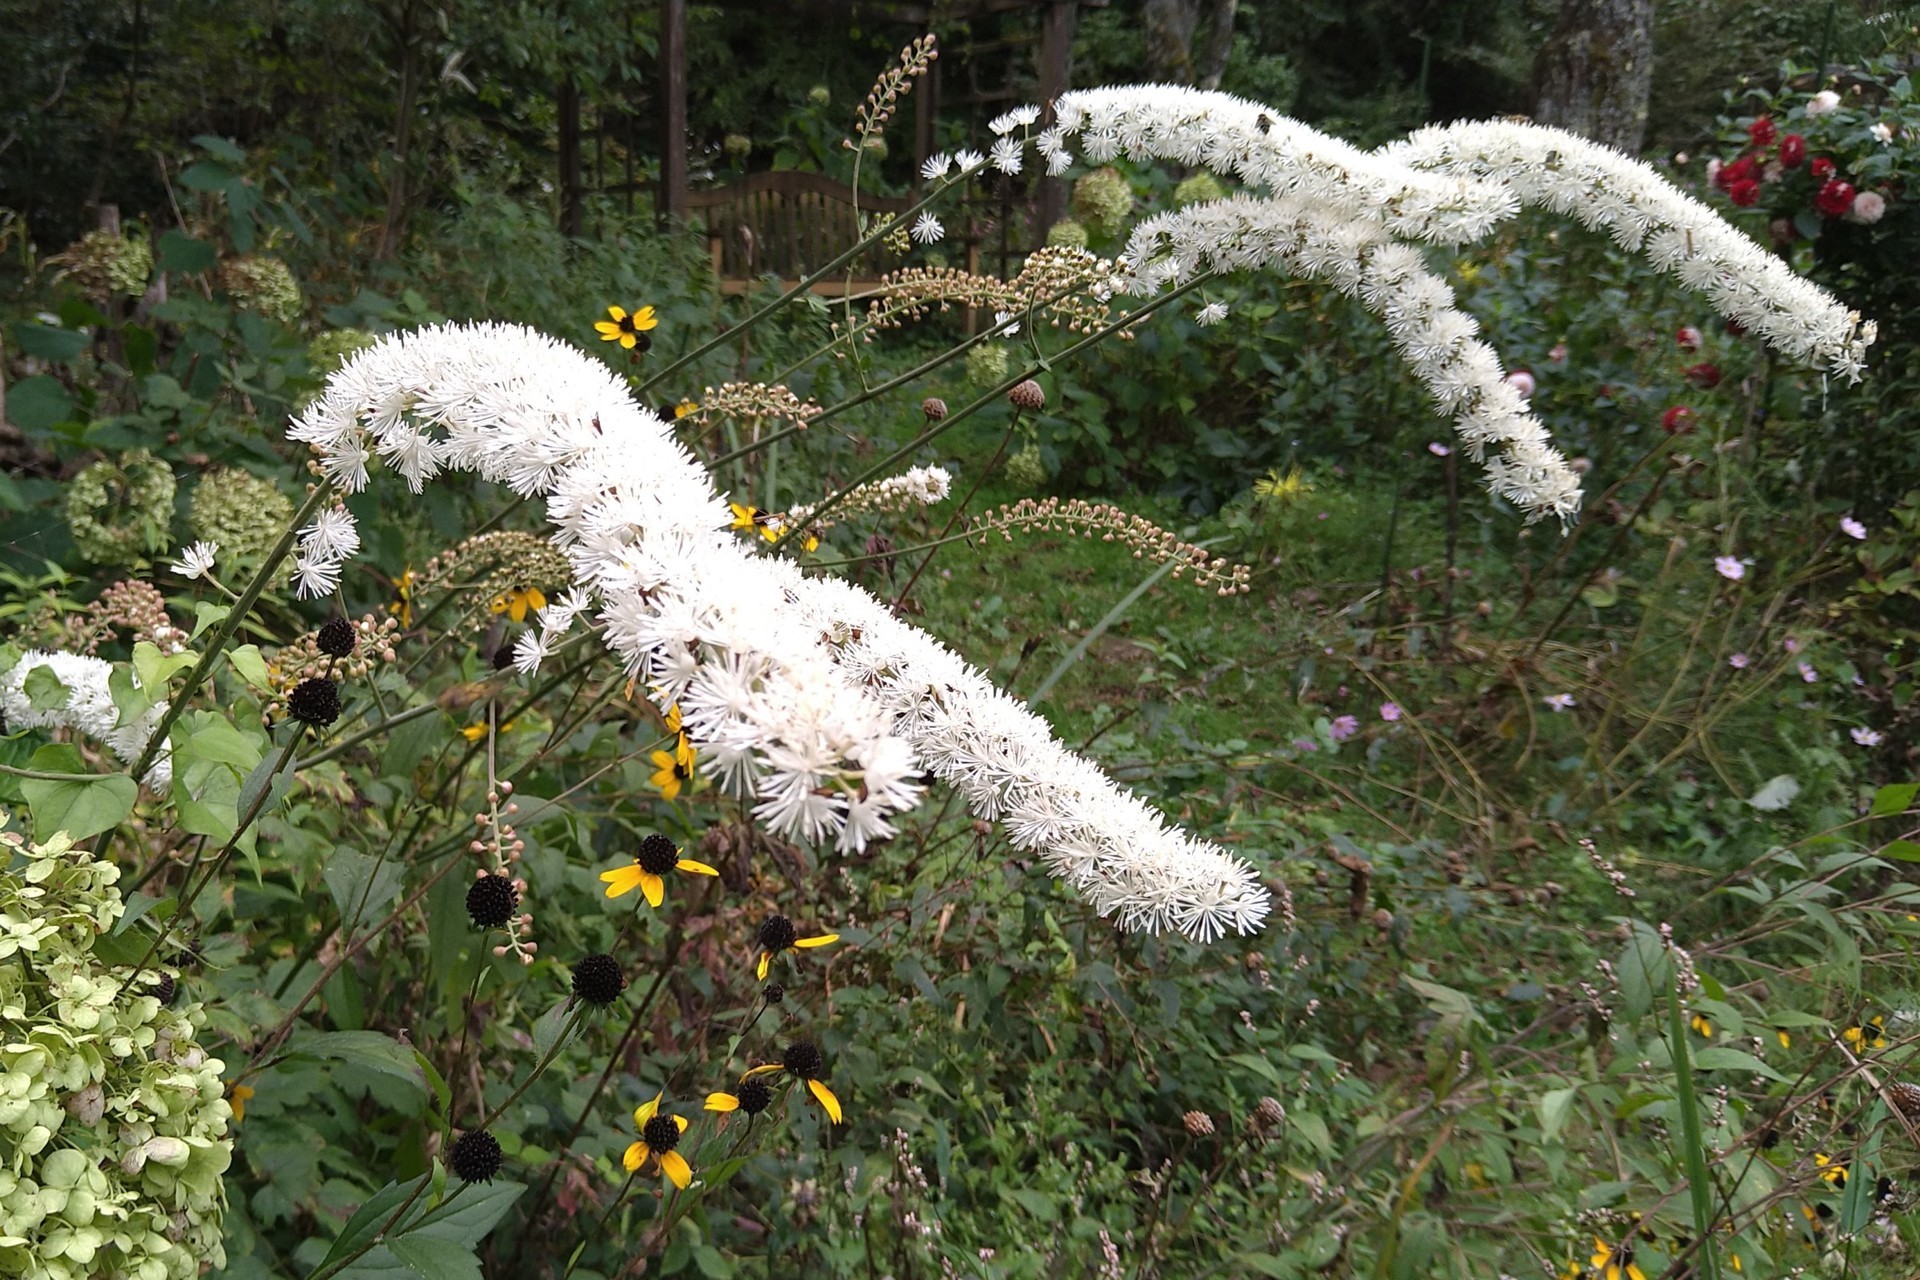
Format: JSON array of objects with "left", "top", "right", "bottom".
[
  {"left": 737, "top": 1078, "right": 773, "bottom": 1115},
  {"left": 758, "top": 915, "right": 797, "bottom": 953},
  {"left": 636, "top": 833, "right": 679, "bottom": 876},
  {"left": 783, "top": 1041, "right": 823, "bottom": 1080},
  {"left": 642, "top": 1114, "right": 680, "bottom": 1152},
  {"left": 571, "top": 953, "right": 626, "bottom": 1005}
]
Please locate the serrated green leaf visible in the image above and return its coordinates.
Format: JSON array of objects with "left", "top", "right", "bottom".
[{"left": 21, "top": 746, "right": 137, "bottom": 842}]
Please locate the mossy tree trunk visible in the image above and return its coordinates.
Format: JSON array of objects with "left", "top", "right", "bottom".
[
  {"left": 1143, "top": 0, "right": 1238, "bottom": 90},
  {"left": 1531, "top": 0, "right": 1654, "bottom": 153}
]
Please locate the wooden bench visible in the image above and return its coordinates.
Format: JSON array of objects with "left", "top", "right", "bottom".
[{"left": 685, "top": 171, "right": 916, "bottom": 296}]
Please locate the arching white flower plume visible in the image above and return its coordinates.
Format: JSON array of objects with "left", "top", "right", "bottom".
[
  {"left": 1039, "top": 84, "right": 1875, "bottom": 520},
  {"left": 1, "top": 651, "right": 171, "bottom": 792},
  {"left": 286, "top": 323, "right": 1272, "bottom": 941}
]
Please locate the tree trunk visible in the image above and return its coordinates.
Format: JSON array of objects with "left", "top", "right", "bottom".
[
  {"left": 558, "top": 73, "right": 584, "bottom": 238},
  {"left": 1531, "top": 0, "right": 1654, "bottom": 153},
  {"left": 1143, "top": 0, "right": 1237, "bottom": 88},
  {"left": 1194, "top": 0, "right": 1236, "bottom": 91}
]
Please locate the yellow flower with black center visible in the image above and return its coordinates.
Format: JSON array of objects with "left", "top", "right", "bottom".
[
  {"left": 389, "top": 566, "right": 417, "bottom": 628},
  {"left": 649, "top": 735, "right": 697, "bottom": 800},
  {"left": 1589, "top": 1236, "right": 1645, "bottom": 1280},
  {"left": 741, "top": 1040, "right": 843, "bottom": 1124},
  {"left": 595, "top": 304, "right": 658, "bottom": 351},
  {"left": 1690, "top": 1012, "right": 1713, "bottom": 1038},
  {"left": 673, "top": 399, "right": 698, "bottom": 419},
  {"left": 754, "top": 913, "right": 838, "bottom": 980},
  {"left": 704, "top": 1075, "right": 774, "bottom": 1119},
  {"left": 622, "top": 1093, "right": 693, "bottom": 1188},
  {"left": 490, "top": 584, "right": 546, "bottom": 624},
  {"left": 600, "top": 833, "right": 719, "bottom": 908},
  {"left": 1814, "top": 1152, "right": 1848, "bottom": 1189},
  {"left": 729, "top": 502, "right": 782, "bottom": 544},
  {"left": 1252, "top": 465, "right": 1312, "bottom": 504},
  {"left": 460, "top": 718, "right": 516, "bottom": 742},
  {"left": 1844, "top": 1015, "right": 1888, "bottom": 1051}
]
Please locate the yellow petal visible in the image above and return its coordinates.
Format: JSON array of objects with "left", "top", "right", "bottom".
[
  {"left": 743, "top": 1064, "right": 784, "bottom": 1078},
  {"left": 607, "top": 306, "right": 627, "bottom": 322},
  {"left": 659, "top": 1149, "right": 692, "bottom": 1188},
  {"left": 526, "top": 587, "right": 547, "bottom": 613},
  {"left": 730, "top": 503, "right": 756, "bottom": 530},
  {"left": 635, "top": 1092, "right": 661, "bottom": 1125},
  {"left": 640, "top": 872, "right": 665, "bottom": 909},
  {"left": 631, "top": 306, "right": 659, "bottom": 331},
  {"left": 808, "top": 1078, "right": 844, "bottom": 1124},
  {"left": 230, "top": 1084, "right": 254, "bottom": 1122},
  {"left": 756, "top": 951, "right": 770, "bottom": 980},
  {"left": 673, "top": 1114, "right": 688, "bottom": 1133},
  {"left": 1628, "top": 1266, "right": 1645, "bottom": 1280},
  {"left": 595, "top": 322, "right": 621, "bottom": 339},
  {"left": 600, "top": 865, "right": 645, "bottom": 899},
  {"left": 623, "top": 1141, "right": 647, "bottom": 1172},
  {"left": 665, "top": 705, "right": 683, "bottom": 734},
  {"left": 795, "top": 934, "right": 840, "bottom": 949},
  {"left": 705, "top": 1092, "right": 739, "bottom": 1112},
  {"left": 677, "top": 859, "right": 719, "bottom": 877},
  {"left": 460, "top": 723, "right": 488, "bottom": 742}
]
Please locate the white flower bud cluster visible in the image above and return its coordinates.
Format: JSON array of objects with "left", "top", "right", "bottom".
[
  {"left": 782, "top": 464, "right": 952, "bottom": 530},
  {"left": 0, "top": 651, "right": 172, "bottom": 793},
  {"left": 287, "top": 323, "right": 1271, "bottom": 940}
]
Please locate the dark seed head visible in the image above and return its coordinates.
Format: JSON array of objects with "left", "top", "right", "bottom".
[
  {"left": 572, "top": 953, "right": 626, "bottom": 1006},
  {"left": 448, "top": 1129, "right": 503, "bottom": 1183},
  {"left": 152, "top": 973, "right": 177, "bottom": 1005},
  {"left": 737, "top": 1077, "right": 773, "bottom": 1115},
  {"left": 467, "top": 873, "right": 520, "bottom": 928},
  {"left": 761, "top": 982, "right": 785, "bottom": 1005},
  {"left": 758, "top": 915, "right": 797, "bottom": 954},
  {"left": 491, "top": 643, "right": 517, "bottom": 671},
  {"left": 642, "top": 1113, "right": 680, "bottom": 1152},
  {"left": 316, "top": 617, "right": 356, "bottom": 658},
  {"left": 287, "top": 677, "right": 342, "bottom": 726},
  {"left": 631, "top": 331, "right": 653, "bottom": 354},
  {"left": 1008, "top": 379, "right": 1045, "bottom": 412},
  {"left": 636, "top": 833, "right": 679, "bottom": 876},
  {"left": 921, "top": 396, "right": 947, "bottom": 421},
  {"left": 782, "top": 1041, "right": 824, "bottom": 1080}
]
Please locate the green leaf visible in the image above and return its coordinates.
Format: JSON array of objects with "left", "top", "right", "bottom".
[
  {"left": 1289, "top": 1111, "right": 1333, "bottom": 1155},
  {"left": 401, "top": 1179, "right": 524, "bottom": 1244},
  {"left": 6, "top": 375, "right": 77, "bottom": 433},
  {"left": 1002, "top": 1188, "right": 1056, "bottom": 1218},
  {"left": 228, "top": 644, "right": 272, "bottom": 689},
  {"left": 285, "top": 1030, "right": 428, "bottom": 1100},
  {"left": 178, "top": 160, "right": 237, "bottom": 193},
  {"left": 192, "top": 133, "right": 247, "bottom": 163},
  {"left": 314, "top": 1176, "right": 429, "bottom": 1273},
  {"left": 531, "top": 1001, "right": 572, "bottom": 1058},
  {"left": 1537, "top": 1085, "right": 1579, "bottom": 1143},
  {"left": 1871, "top": 782, "right": 1917, "bottom": 817},
  {"left": 21, "top": 664, "right": 70, "bottom": 712},
  {"left": 13, "top": 321, "right": 91, "bottom": 364},
  {"left": 388, "top": 1239, "right": 482, "bottom": 1280},
  {"left": 324, "top": 848, "right": 407, "bottom": 931},
  {"left": 1691, "top": 1047, "right": 1787, "bottom": 1081},
  {"left": 1881, "top": 840, "right": 1920, "bottom": 863},
  {"left": 190, "top": 602, "right": 231, "bottom": 640},
  {"left": 132, "top": 641, "right": 197, "bottom": 693},
  {"left": 21, "top": 745, "right": 137, "bottom": 842},
  {"left": 156, "top": 230, "right": 216, "bottom": 274},
  {"left": 1747, "top": 774, "right": 1801, "bottom": 811}
]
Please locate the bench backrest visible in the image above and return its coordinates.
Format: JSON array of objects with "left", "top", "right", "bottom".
[{"left": 685, "top": 171, "right": 915, "bottom": 283}]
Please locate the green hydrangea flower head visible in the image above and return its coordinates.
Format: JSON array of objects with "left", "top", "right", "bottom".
[
  {"left": 965, "top": 343, "right": 1011, "bottom": 390},
  {"left": 219, "top": 256, "right": 302, "bottom": 324},
  {"left": 1005, "top": 443, "right": 1047, "bottom": 490},
  {"left": 53, "top": 230, "right": 153, "bottom": 300},
  {"left": 65, "top": 451, "right": 176, "bottom": 566},
  {"left": 306, "top": 328, "right": 377, "bottom": 378},
  {"left": 189, "top": 468, "right": 294, "bottom": 584},
  {"left": 0, "top": 824, "right": 233, "bottom": 1280},
  {"left": 1045, "top": 219, "right": 1089, "bottom": 249},
  {"left": 1173, "top": 172, "right": 1226, "bottom": 207},
  {"left": 1072, "top": 167, "right": 1132, "bottom": 240}
]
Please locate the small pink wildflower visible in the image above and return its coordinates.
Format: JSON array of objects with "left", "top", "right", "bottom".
[
  {"left": 1799, "top": 662, "right": 1818, "bottom": 683},
  {"left": 1548, "top": 342, "right": 1569, "bottom": 364},
  {"left": 1544, "top": 693, "right": 1576, "bottom": 711},
  {"left": 1840, "top": 516, "right": 1867, "bottom": 539},
  {"left": 1505, "top": 370, "right": 1537, "bottom": 398},
  {"left": 1428, "top": 442, "right": 1451, "bottom": 456},
  {"left": 1729, "top": 653, "right": 1749, "bottom": 669},
  {"left": 1380, "top": 701, "right": 1402, "bottom": 722},
  {"left": 1291, "top": 737, "right": 1319, "bottom": 753},
  {"left": 1784, "top": 636, "right": 1802, "bottom": 654},
  {"left": 1852, "top": 727, "right": 1884, "bottom": 747},
  {"left": 1714, "top": 555, "right": 1746, "bottom": 581},
  {"left": 1329, "top": 715, "right": 1359, "bottom": 741}
]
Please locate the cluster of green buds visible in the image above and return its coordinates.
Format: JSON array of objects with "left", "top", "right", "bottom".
[
  {"left": 50, "top": 230, "right": 153, "bottom": 301},
  {"left": 218, "top": 255, "right": 302, "bottom": 324},
  {"left": 0, "top": 826, "right": 233, "bottom": 1279},
  {"left": 189, "top": 468, "right": 296, "bottom": 584}
]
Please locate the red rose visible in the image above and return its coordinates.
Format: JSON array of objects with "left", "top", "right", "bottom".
[
  {"left": 1685, "top": 362, "right": 1723, "bottom": 389},
  {"left": 1728, "top": 179, "right": 1761, "bottom": 207},
  {"left": 1676, "top": 326, "right": 1703, "bottom": 351},
  {"left": 1815, "top": 179, "right": 1857, "bottom": 218},
  {"left": 1714, "top": 154, "right": 1756, "bottom": 191},
  {"left": 1662, "top": 406, "right": 1697, "bottom": 434},
  {"left": 1749, "top": 116, "right": 1777, "bottom": 146},
  {"left": 1780, "top": 134, "right": 1806, "bottom": 167},
  {"left": 1810, "top": 156, "right": 1835, "bottom": 181}
]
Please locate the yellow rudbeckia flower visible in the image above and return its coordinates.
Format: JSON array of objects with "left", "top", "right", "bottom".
[
  {"left": 1589, "top": 1236, "right": 1645, "bottom": 1280},
  {"left": 753, "top": 913, "right": 839, "bottom": 980},
  {"left": 595, "top": 304, "right": 658, "bottom": 351},
  {"left": 229, "top": 1083, "right": 255, "bottom": 1122},
  {"left": 742, "top": 1041, "right": 844, "bottom": 1124},
  {"left": 490, "top": 585, "right": 546, "bottom": 624},
  {"left": 600, "top": 834, "right": 719, "bottom": 908},
  {"left": 622, "top": 1093, "right": 693, "bottom": 1188},
  {"left": 649, "top": 736, "right": 697, "bottom": 800}
]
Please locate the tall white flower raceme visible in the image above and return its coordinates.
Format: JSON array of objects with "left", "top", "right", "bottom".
[
  {"left": 287, "top": 323, "right": 1272, "bottom": 941},
  {"left": 1, "top": 650, "right": 172, "bottom": 792},
  {"left": 1037, "top": 84, "right": 1875, "bottom": 521}
]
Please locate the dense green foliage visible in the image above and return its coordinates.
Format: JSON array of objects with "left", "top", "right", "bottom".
[{"left": 5, "top": 7, "right": 1920, "bottom": 1280}]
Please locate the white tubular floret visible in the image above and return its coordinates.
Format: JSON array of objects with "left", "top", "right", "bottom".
[{"left": 286, "top": 322, "right": 1271, "bottom": 941}]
